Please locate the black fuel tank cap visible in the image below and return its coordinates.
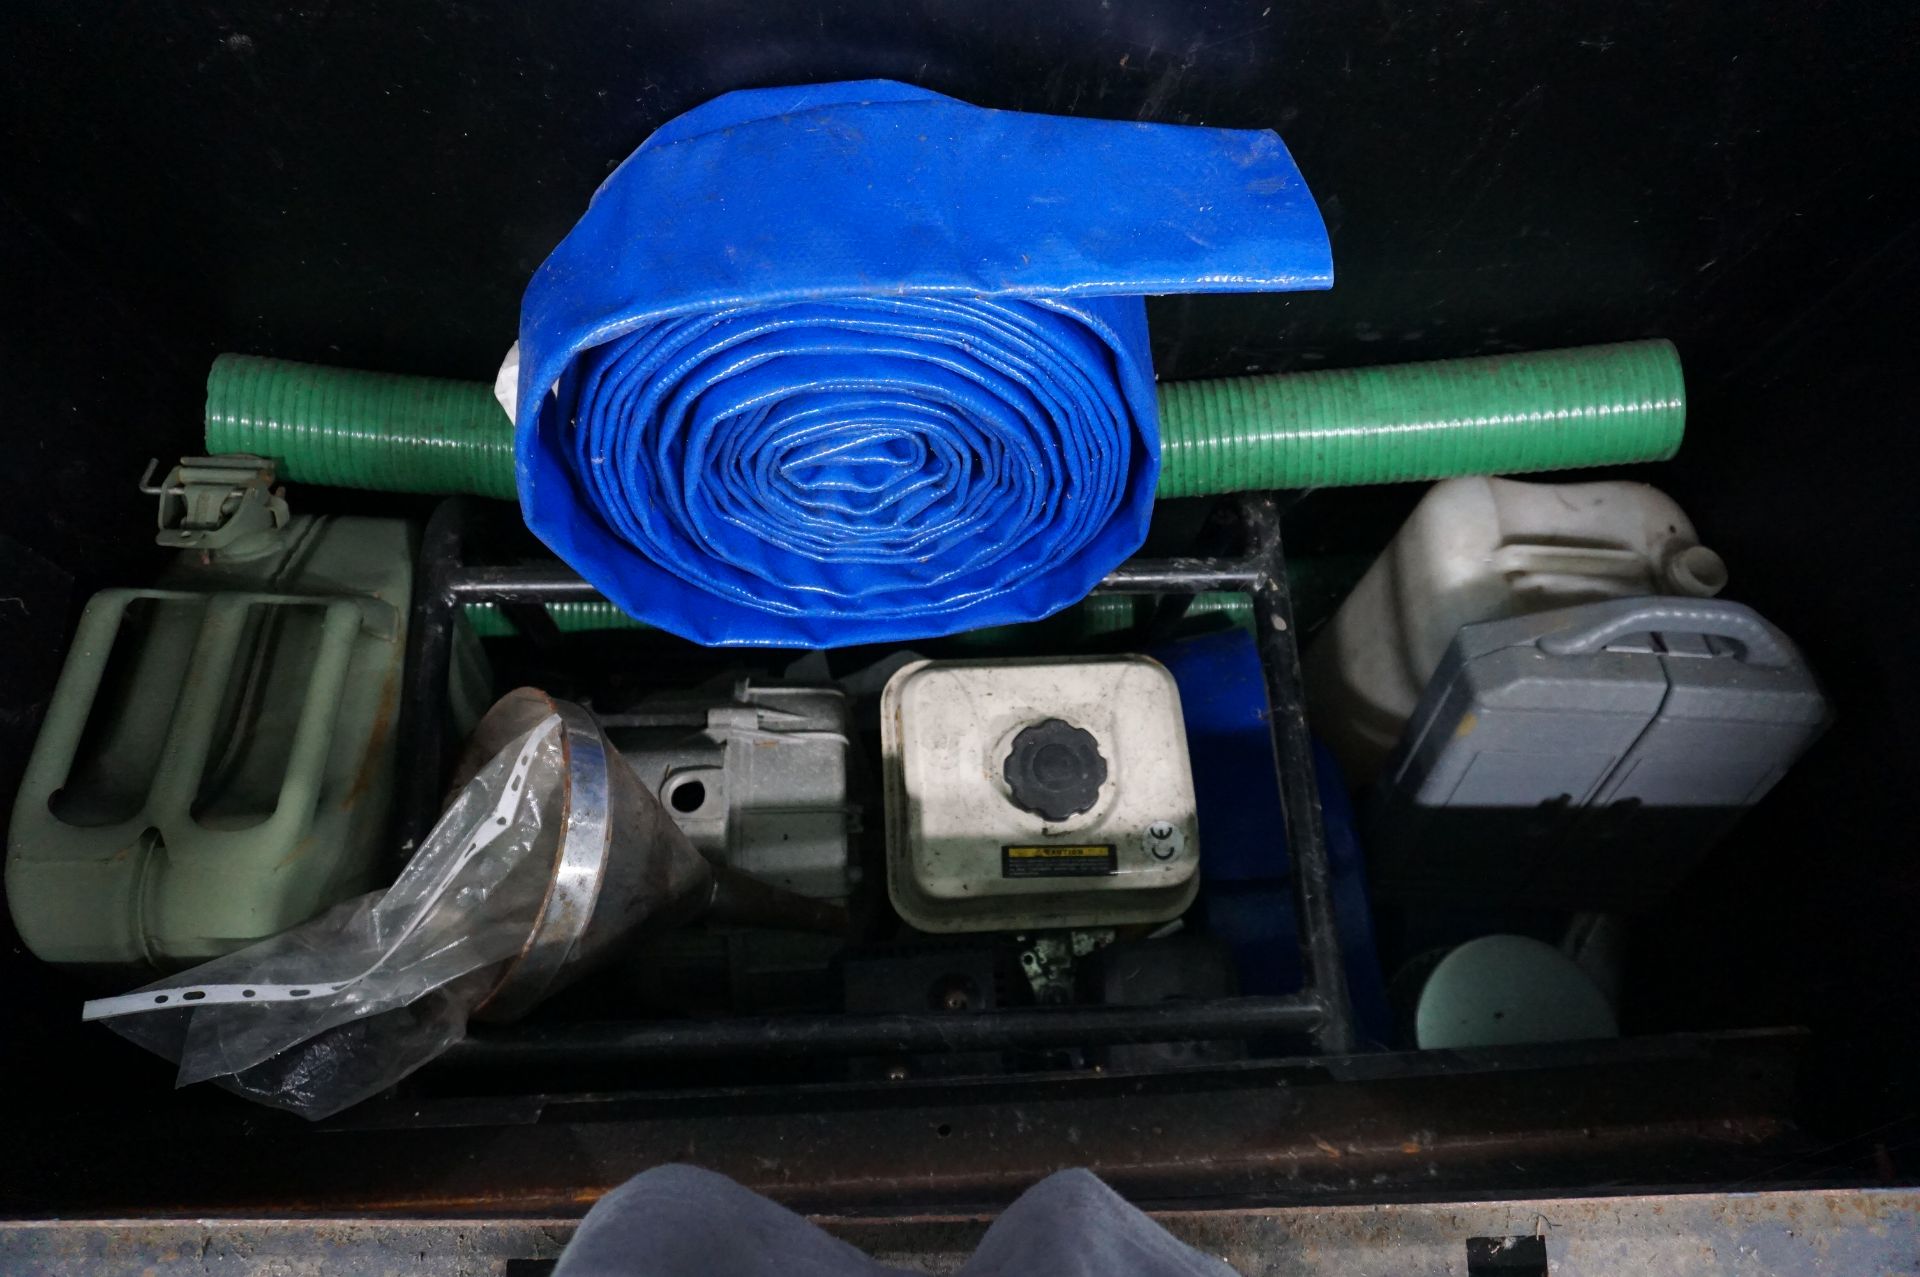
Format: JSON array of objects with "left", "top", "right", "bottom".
[{"left": 1003, "top": 718, "right": 1107, "bottom": 821}]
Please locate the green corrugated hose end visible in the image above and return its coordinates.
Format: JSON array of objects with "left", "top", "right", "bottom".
[
  {"left": 462, "top": 601, "right": 652, "bottom": 638},
  {"left": 206, "top": 354, "right": 518, "bottom": 501},
  {"left": 946, "top": 591, "right": 1256, "bottom": 648},
  {"left": 205, "top": 339, "right": 1684, "bottom": 505},
  {"left": 463, "top": 551, "right": 1372, "bottom": 643},
  {"left": 1153, "top": 338, "right": 1684, "bottom": 497},
  {"left": 464, "top": 591, "right": 1256, "bottom": 645}
]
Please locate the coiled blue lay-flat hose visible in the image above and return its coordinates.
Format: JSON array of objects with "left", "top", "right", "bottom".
[
  {"left": 511, "top": 80, "right": 1333, "bottom": 648},
  {"left": 199, "top": 84, "right": 1692, "bottom": 651}
]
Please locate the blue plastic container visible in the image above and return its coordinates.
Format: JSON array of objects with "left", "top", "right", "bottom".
[{"left": 1154, "top": 629, "right": 1391, "bottom": 1046}]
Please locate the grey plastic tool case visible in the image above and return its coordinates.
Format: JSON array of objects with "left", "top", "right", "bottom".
[{"left": 1369, "top": 597, "right": 1831, "bottom": 911}]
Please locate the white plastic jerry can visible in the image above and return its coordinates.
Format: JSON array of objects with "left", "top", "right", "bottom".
[{"left": 1304, "top": 475, "right": 1728, "bottom": 787}]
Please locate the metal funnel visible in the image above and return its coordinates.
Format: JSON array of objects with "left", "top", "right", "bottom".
[{"left": 462, "top": 690, "right": 845, "bottom": 1023}]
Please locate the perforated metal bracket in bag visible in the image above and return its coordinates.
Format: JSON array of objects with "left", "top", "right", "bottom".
[{"left": 80, "top": 716, "right": 562, "bottom": 1022}]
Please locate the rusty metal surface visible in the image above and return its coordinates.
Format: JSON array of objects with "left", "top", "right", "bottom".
[
  {"left": 2, "top": 1187, "right": 1914, "bottom": 1275},
  {"left": 5, "top": 1031, "right": 1813, "bottom": 1218}
]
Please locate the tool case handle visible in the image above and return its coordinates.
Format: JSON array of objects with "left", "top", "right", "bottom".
[{"left": 1538, "top": 598, "right": 1794, "bottom": 669}]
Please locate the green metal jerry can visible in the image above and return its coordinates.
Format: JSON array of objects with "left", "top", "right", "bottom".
[{"left": 6, "top": 457, "right": 414, "bottom": 969}]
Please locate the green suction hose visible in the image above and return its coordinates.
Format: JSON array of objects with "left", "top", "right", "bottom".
[
  {"left": 461, "top": 552, "right": 1373, "bottom": 642},
  {"left": 1154, "top": 339, "right": 1684, "bottom": 496},
  {"left": 205, "top": 340, "right": 1685, "bottom": 503},
  {"left": 205, "top": 355, "right": 516, "bottom": 500},
  {"left": 460, "top": 591, "right": 1250, "bottom": 643},
  {"left": 462, "top": 600, "right": 652, "bottom": 638}
]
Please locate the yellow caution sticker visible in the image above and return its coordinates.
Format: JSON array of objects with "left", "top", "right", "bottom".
[{"left": 1001, "top": 844, "right": 1117, "bottom": 879}]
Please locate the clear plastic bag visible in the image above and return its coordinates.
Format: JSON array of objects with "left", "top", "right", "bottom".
[{"left": 88, "top": 714, "right": 566, "bottom": 1119}]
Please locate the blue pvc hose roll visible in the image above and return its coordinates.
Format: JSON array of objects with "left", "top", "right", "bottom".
[{"left": 518, "top": 80, "right": 1332, "bottom": 647}]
